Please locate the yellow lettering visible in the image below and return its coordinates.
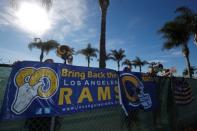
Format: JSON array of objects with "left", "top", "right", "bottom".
[
  {"left": 98, "top": 86, "right": 111, "bottom": 101},
  {"left": 78, "top": 87, "right": 93, "bottom": 103},
  {"left": 114, "top": 86, "right": 119, "bottom": 99},
  {"left": 88, "top": 71, "right": 105, "bottom": 78},
  {"left": 61, "top": 69, "right": 68, "bottom": 77},
  {"left": 88, "top": 71, "right": 92, "bottom": 78},
  {"left": 62, "top": 69, "right": 85, "bottom": 80},
  {"left": 58, "top": 88, "right": 72, "bottom": 105}
]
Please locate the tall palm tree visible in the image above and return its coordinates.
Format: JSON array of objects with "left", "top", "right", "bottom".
[
  {"left": 194, "top": 14, "right": 197, "bottom": 45},
  {"left": 109, "top": 49, "right": 126, "bottom": 71},
  {"left": 174, "top": 6, "right": 197, "bottom": 45},
  {"left": 98, "top": 0, "right": 109, "bottom": 69},
  {"left": 159, "top": 21, "right": 192, "bottom": 78},
  {"left": 28, "top": 38, "right": 59, "bottom": 62},
  {"left": 132, "top": 57, "right": 148, "bottom": 72},
  {"left": 77, "top": 43, "right": 98, "bottom": 67},
  {"left": 97, "top": 52, "right": 110, "bottom": 61},
  {"left": 57, "top": 45, "right": 74, "bottom": 64},
  {"left": 183, "top": 66, "right": 197, "bottom": 78},
  {"left": 105, "top": 52, "right": 112, "bottom": 61},
  {"left": 159, "top": 6, "right": 197, "bottom": 78},
  {"left": 122, "top": 59, "right": 133, "bottom": 70}
]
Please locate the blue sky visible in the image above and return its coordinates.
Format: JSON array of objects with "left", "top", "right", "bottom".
[{"left": 0, "top": 0, "right": 197, "bottom": 76}]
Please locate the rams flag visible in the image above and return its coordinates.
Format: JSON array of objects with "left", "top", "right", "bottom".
[
  {"left": 119, "top": 71, "right": 158, "bottom": 115},
  {"left": 0, "top": 61, "right": 119, "bottom": 120}
]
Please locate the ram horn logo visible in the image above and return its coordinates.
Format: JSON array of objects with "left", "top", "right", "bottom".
[{"left": 11, "top": 67, "right": 58, "bottom": 114}]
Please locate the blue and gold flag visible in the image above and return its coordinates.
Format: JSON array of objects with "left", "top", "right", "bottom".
[
  {"left": 119, "top": 72, "right": 158, "bottom": 115},
  {"left": 1, "top": 61, "right": 119, "bottom": 120}
]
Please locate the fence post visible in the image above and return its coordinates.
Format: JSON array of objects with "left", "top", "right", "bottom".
[{"left": 50, "top": 117, "right": 56, "bottom": 131}]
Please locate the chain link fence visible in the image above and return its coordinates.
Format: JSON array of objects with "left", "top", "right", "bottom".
[{"left": 0, "top": 66, "right": 197, "bottom": 131}]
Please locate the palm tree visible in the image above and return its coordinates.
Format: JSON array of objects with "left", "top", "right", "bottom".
[
  {"left": 97, "top": 52, "right": 110, "bottom": 61},
  {"left": 57, "top": 45, "right": 74, "bottom": 64},
  {"left": 98, "top": 0, "right": 110, "bottom": 69},
  {"left": 194, "top": 13, "right": 197, "bottom": 45},
  {"left": 148, "top": 62, "right": 157, "bottom": 68},
  {"left": 28, "top": 38, "right": 59, "bottom": 62},
  {"left": 109, "top": 49, "right": 126, "bottom": 71},
  {"left": 122, "top": 59, "right": 133, "bottom": 70},
  {"left": 132, "top": 57, "right": 148, "bottom": 72},
  {"left": 159, "top": 21, "right": 192, "bottom": 78},
  {"left": 105, "top": 52, "right": 112, "bottom": 61},
  {"left": 77, "top": 43, "right": 98, "bottom": 67},
  {"left": 159, "top": 7, "right": 197, "bottom": 78},
  {"left": 183, "top": 66, "right": 197, "bottom": 78},
  {"left": 174, "top": 6, "right": 197, "bottom": 45}
]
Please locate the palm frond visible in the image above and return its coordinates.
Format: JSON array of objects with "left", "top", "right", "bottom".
[
  {"left": 40, "top": 0, "right": 53, "bottom": 10},
  {"left": 77, "top": 43, "right": 98, "bottom": 62},
  {"left": 122, "top": 59, "right": 132, "bottom": 66},
  {"left": 110, "top": 49, "right": 126, "bottom": 62},
  {"left": 43, "top": 40, "right": 59, "bottom": 54},
  {"left": 132, "top": 57, "right": 148, "bottom": 66},
  {"left": 159, "top": 20, "right": 190, "bottom": 50},
  {"left": 175, "top": 6, "right": 192, "bottom": 15},
  {"left": 28, "top": 42, "right": 43, "bottom": 51},
  {"left": 182, "top": 66, "right": 196, "bottom": 77},
  {"left": 99, "top": 0, "right": 110, "bottom": 9},
  {"left": 10, "top": 0, "right": 53, "bottom": 10}
]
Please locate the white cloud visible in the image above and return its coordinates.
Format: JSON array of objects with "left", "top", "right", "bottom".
[
  {"left": 170, "top": 50, "right": 182, "bottom": 56},
  {"left": 71, "top": 28, "right": 98, "bottom": 44},
  {"left": 0, "top": 48, "right": 37, "bottom": 64},
  {"left": 0, "top": 0, "right": 90, "bottom": 39},
  {"left": 106, "top": 37, "right": 136, "bottom": 53},
  {"left": 106, "top": 39, "right": 127, "bottom": 50},
  {"left": 148, "top": 59, "right": 167, "bottom": 63},
  {"left": 157, "top": 50, "right": 182, "bottom": 58},
  {"left": 44, "top": 0, "right": 90, "bottom": 40},
  {"left": 0, "top": 6, "right": 16, "bottom": 26},
  {"left": 50, "top": 0, "right": 87, "bottom": 27}
]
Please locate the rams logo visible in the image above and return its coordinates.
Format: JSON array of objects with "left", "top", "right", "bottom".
[
  {"left": 11, "top": 67, "right": 58, "bottom": 114},
  {"left": 120, "top": 73, "right": 152, "bottom": 109}
]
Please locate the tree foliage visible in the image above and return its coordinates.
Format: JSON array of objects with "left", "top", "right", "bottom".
[
  {"left": 132, "top": 57, "right": 148, "bottom": 72},
  {"left": 159, "top": 6, "right": 197, "bottom": 78},
  {"left": 28, "top": 38, "right": 59, "bottom": 62},
  {"left": 77, "top": 43, "right": 98, "bottom": 67},
  {"left": 109, "top": 48, "right": 126, "bottom": 71}
]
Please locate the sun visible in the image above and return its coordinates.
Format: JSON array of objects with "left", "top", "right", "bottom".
[{"left": 15, "top": 2, "right": 51, "bottom": 35}]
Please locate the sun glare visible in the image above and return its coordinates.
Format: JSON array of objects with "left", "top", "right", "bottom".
[{"left": 15, "top": 2, "right": 51, "bottom": 35}]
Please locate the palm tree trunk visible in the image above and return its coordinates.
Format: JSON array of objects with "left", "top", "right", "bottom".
[
  {"left": 99, "top": 9, "right": 107, "bottom": 69},
  {"left": 88, "top": 57, "right": 90, "bottom": 67},
  {"left": 185, "top": 55, "right": 192, "bottom": 78},
  {"left": 129, "top": 65, "right": 131, "bottom": 71},
  {"left": 183, "top": 44, "right": 192, "bottom": 78},
  {"left": 40, "top": 49, "right": 44, "bottom": 62},
  {"left": 139, "top": 66, "right": 142, "bottom": 73},
  {"left": 118, "top": 61, "right": 120, "bottom": 71}
]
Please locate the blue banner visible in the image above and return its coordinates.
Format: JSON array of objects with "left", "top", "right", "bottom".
[
  {"left": 119, "top": 71, "right": 157, "bottom": 115},
  {"left": 1, "top": 61, "right": 119, "bottom": 119}
]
